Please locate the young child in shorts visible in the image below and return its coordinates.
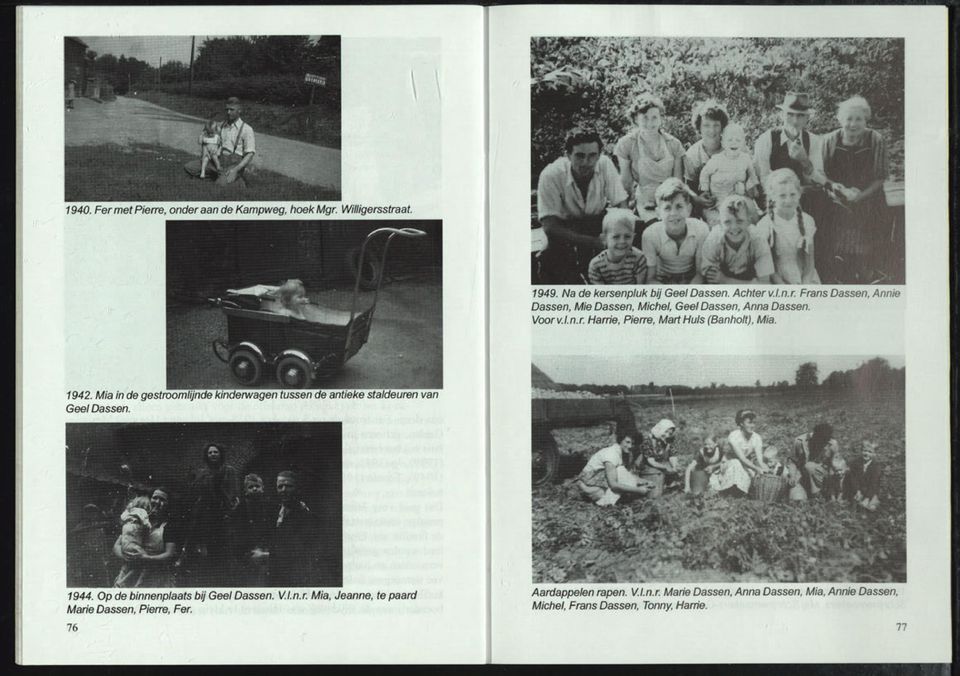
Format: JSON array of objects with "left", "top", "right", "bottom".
[
  {"left": 198, "top": 118, "right": 222, "bottom": 179},
  {"left": 588, "top": 208, "right": 647, "bottom": 284},
  {"left": 753, "top": 168, "right": 819, "bottom": 284},
  {"left": 700, "top": 195, "right": 775, "bottom": 284},
  {"left": 276, "top": 279, "right": 309, "bottom": 319},
  {"left": 699, "top": 123, "right": 760, "bottom": 226},
  {"left": 118, "top": 496, "right": 152, "bottom": 558}
]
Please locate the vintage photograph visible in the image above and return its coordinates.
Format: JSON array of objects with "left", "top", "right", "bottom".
[
  {"left": 530, "top": 37, "right": 905, "bottom": 285},
  {"left": 166, "top": 220, "right": 443, "bottom": 389},
  {"left": 65, "top": 35, "right": 341, "bottom": 201},
  {"left": 531, "top": 355, "right": 906, "bottom": 583},
  {"left": 66, "top": 422, "right": 343, "bottom": 588}
]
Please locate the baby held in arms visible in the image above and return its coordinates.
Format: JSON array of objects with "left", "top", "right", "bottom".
[{"left": 118, "top": 496, "right": 152, "bottom": 558}]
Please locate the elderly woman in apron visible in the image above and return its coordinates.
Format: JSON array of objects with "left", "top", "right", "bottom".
[
  {"left": 615, "top": 94, "right": 685, "bottom": 227},
  {"left": 821, "top": 96, "right": 889, "bottom": 284}
]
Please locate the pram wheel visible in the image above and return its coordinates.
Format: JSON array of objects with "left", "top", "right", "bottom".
[
  {"left": 276, "top": 355, "right": 313, "bottom": 389},
  {"left": 228, "top": 348, "right": 263, "bottom": 386}
]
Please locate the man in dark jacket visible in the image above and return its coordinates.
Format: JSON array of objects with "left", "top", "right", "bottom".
[{"left": 269, "top": 471, "right": 341, "bottom": 587}]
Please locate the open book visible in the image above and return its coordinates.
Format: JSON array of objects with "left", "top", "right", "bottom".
[{"left": 17, "top": 4, "right": 952, "bottom": 665}]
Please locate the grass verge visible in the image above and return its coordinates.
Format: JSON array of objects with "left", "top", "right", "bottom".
[{"left": 66, "top": 143, "right": 339, "bottom": 202}]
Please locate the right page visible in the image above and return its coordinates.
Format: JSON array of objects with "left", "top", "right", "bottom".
[{"left": 489, "top": 5, "right": 950, "bottom": 663}]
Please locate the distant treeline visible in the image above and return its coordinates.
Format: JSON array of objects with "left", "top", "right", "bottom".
[
  {"left": 87, "top": 36, "right": 340, "bottom": 106},
  {"left": 552, "top": 358, "right": 904, "bottom": 397}
]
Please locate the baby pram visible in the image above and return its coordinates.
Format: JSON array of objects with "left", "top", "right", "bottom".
[{"left": 209, "top": 227, "right": 426, "bottom": 388}]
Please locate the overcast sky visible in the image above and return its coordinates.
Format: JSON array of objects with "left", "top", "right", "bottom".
[
  {"left": 77, "top": 36, "right": 323, "bottom": 67},
  {"left": 535, "top": 354, "right": 904, "bottom": 387}
]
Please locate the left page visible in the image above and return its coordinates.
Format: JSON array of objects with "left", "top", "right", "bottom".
[{"left": 17, "top": 5, "right": 486, "bottom": 664}]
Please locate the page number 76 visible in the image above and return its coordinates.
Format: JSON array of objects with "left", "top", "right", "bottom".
[{"left": 896, "top": 622, "right": 907, "bottom": 632}]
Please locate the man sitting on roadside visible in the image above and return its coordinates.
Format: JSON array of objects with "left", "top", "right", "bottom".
[{"left": 184, "top": 96, "right": 256, "bottom": 186}]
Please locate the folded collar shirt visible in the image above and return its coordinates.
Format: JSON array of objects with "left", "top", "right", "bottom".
[
  {"left": 537, "top": 155, "right": 627, "bottom": 221},
  {"left": 220, "top": 117, "right": 256, "bottom": 156}
]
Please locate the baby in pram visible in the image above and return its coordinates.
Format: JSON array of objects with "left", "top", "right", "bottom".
[{"left": 275, "top": 279, "right": 309, "bottom": 319}]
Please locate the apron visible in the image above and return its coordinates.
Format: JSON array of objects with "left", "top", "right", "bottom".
[
  {"left": 825, "top": 135, "right": 884, "bottom": 257},
  {"left": 630, "top": 133, "right": 678, "bottom": 209}
]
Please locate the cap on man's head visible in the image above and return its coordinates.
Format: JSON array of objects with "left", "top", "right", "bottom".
[{"left": 777, "top": 92, "right": 813, "bottom": 113}]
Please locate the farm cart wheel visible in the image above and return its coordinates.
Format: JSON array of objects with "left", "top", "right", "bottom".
[
  {"left": 228, "top": 348, "right": 262, "bottom": 386},
  {"left": 345, "top": 246, "right": 383, "bottom": 291},
  {"left": 532, "top": 434, "right": 560, "bottom": 487},
  {"left": 276, "top": 356, "right": 314, "bottom": 389}
]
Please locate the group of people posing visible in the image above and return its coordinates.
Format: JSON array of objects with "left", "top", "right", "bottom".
[
  {"left": 536, "top": 91, "right": 891, "bottom": 286},
  {"left": 578, "top": 412, "right": 883, "bottom": 512},
  {"left": 70, "top": 442, "right": 338, "bottom": 588}
]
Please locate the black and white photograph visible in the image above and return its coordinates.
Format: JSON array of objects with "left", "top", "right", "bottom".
[
  {"left": 166, "top": 220, "right": 443, "bottom": 389},
  {"left": 66, "top": 422, "right": 343, "bottom": 588},
  {"left": 530, "top": 37, "right": 904, "bottom": 285},
  {"left": 65, "top": 35, "right": 341, "bottom": 201},
  {"left": 531, "top": 355, "right": 905, "bottom": 583}
]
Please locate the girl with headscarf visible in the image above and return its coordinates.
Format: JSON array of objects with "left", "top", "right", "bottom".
[{"left": 635, "top": 419, "right": 681, "bottom": 490}]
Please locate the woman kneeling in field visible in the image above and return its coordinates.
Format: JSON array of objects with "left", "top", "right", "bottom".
[
  {"left": 577, "top": 432, "right": 651, "bottom": 506},
  {"left": 713, "top": 409, "right": 769, "bottom": 497}
]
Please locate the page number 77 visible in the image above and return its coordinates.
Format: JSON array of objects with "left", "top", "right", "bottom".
[{"left": 896, "top": 622, "right": 908, "bottom": 632}]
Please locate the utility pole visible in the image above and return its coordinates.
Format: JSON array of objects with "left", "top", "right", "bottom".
[
  {"left": 157, "top": 56, "right": 162, "bottom": 84},
  {"left": 188, "top": 36, "right": 195, "bottom": 94}
]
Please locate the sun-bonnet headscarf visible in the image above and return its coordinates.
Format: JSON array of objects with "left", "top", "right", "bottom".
[{"left": 650, "top": 419, "right": 676, "bottom": 441}]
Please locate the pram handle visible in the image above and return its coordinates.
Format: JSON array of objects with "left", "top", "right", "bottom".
[
  {"left": 207, "top": 297, "right": 242, "bottom": 310},
  {"left": 346, "top": 227, "right": 427, "bottom": 344}
]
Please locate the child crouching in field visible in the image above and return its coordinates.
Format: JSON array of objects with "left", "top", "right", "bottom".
[
  {"left": 700, "top": 195, "right": 774, "bottom": 284},
  {"left": 588, "top": 209, "right": 647, "bottom": 284},
  {"left": 198, "top": 119, "right": 222, "bottom": 179},
  {"left": 753, "top": 168, "right": 820, "bottom": 284},
  {"left": 783, "top": 456, "right": 807, "bottom": 501},
  {"left": 843, "top": 440, "right": 883, "bottom": 511},
  {"left": 684, "top": 435, "right": 722, "bottom": 495},
  {"left": 698, "top": 123, "right": 760, "bottom": 227}
]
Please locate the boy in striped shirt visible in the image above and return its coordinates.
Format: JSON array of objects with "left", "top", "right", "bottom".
[{"left": 588, "top": 208, "right": 648, "bottom": 285}]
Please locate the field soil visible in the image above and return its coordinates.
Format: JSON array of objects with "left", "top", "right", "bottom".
[{"left": 533, "top": 390, "right": 906, "bottom": 583}]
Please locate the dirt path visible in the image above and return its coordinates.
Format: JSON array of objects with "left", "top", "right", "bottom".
[{"left": 65, "top": 97, "right": 340, "bottom": 190}]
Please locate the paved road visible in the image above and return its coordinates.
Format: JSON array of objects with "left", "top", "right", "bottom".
[
  {"left": 66, "top": 96, "right": 340, "bottom": 190},
  {"left": 166, "top": 281, "right": 442, "bottom": 390}
]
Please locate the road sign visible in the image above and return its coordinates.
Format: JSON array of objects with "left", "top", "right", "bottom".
[{"left": 304, "top": 73, "right": 326, "bottom": 86}]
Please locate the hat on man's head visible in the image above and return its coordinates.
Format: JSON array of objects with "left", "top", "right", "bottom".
[
  {"left": 226, "top": 96, "right": 241, "bottom": 105},
  {"left": 777, "top": 92, "right": 813, "bottom": 113}
]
